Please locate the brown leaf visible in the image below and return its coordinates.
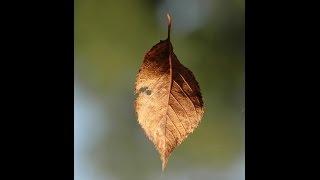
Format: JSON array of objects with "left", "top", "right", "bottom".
[{"left": 134, "top": 14, "right": 204, "bottom": 171}]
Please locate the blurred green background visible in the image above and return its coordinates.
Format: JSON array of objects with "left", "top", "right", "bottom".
[{"left": 75, "top": 0, "right": 244, "bottom": 179}]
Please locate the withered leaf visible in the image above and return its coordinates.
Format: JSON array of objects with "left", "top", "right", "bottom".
[{"left": 134, "top": 14, "right": 204, "bottom": 171}]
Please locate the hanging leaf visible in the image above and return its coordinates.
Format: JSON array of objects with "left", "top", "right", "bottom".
[{"left": 134, "top": 14, "right": 204, "bottom": 171}]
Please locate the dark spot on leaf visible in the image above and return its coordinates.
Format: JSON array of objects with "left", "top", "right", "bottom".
[
  {"left": 139, "top": 86, "right": 148, "bottom": 93},
  {"left": 136, "top": 86, "right": 152, "bottom": 96}
]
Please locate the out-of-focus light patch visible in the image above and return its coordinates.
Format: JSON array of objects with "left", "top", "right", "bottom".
[
  {"left": 75, "top": 83, "right": 114, "bottom": 180},
  {"left": 157, "top": 0, "right": 214, "bottom": 35},
  {"left": 228, "top": 156, "right": 245, "bottom": 180},
  {"left": 150, "top": 155, "right": 244, "bottom": 180}
]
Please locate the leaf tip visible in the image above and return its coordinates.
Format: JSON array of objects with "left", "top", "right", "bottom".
[{"left": 161, "top": 156, "right": 168, "bottom": 171}]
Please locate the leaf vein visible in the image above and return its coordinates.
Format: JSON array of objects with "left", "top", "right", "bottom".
[
  {"left": 170, "top": 92, "right": 194, "bottom": 126},
  {"left": 167, "top": 113, "right": 182, "bottom": 138},
  {"left": 173, "top": 80, "right": 197, "bottom": 115},
  {"left": 168, "top": 104, "right": 187, "bottom": 135}
]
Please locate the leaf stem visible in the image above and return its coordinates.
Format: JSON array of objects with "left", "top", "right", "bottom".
[{"left": 167, "top": 13, "right": 171, "bottom": 40}]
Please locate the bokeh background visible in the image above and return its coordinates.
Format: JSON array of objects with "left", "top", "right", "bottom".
[{"left": 75, "top": 0, "right": 244, "bottom": 179}]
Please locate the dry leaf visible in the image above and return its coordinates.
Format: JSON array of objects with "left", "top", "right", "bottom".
[{"left": 134, "top": 14, "right": 204, "bottom": 171}]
